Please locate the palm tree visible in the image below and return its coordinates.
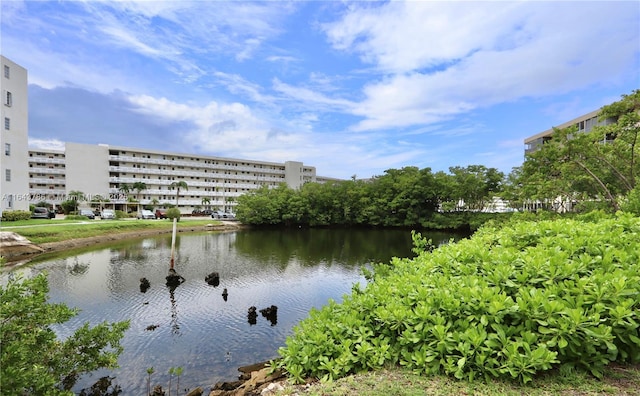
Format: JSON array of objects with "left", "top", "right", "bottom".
[
  {"left": 150, "top": 198, "right": 159, "bottom": 211},
  {"left": 132, "top": 181, "right": 147, "bottom": 213},
  {"left": 118, "top": 183, "right": 130, "bottom": 196},
  {"left": 169, "top": 181, "right": 189, "bottom": 209},
  {"left": 201, "top": 197, "right": 211, "bottom": 212},
  {"left": 68, "top": 190, "right": 84, "bottom": 214}
]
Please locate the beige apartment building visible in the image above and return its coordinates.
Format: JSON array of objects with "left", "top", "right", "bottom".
[
  {"left": 28, "top": 143, "right": 320, "bottom": 213},
  {"left": 524, "top": 108, "right": 617, "bottom": 154},
  {"left": 1, "top": 56, "right": 30, "bottom": 213},
  {"left": 1, "top": 55, "right": 336, "bottom": 216}
]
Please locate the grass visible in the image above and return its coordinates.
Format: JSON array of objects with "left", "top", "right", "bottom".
[
  {"left": 277, "top": 364, "right": 640, "bottom": 396},
  {"left": 0, "top": 218, "right": 221, "bottom": 244}
]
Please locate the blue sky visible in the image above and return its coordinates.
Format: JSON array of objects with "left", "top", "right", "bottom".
[{"left": 1, "top": 1, "right": 638, "bottom": 179}]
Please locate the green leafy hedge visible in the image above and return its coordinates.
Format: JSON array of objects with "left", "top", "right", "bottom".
[
  {"left": 1, "top": 210, "right": 32, "bottom": 221},
  {"left": 276, "top": 213, "right": 640, "bottom": 383}
]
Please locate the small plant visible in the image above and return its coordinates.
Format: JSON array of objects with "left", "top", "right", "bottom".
[
  {"left": 168, "top": 367, "right": 174, "bottom": 396},
  {"left": 174, "top": 367, "right": 183, "bottom": 396},
  {"left": 166, "top": 366, "right": 184, "bottom": 396},
  {"left": 146, "top": 367, "right": 154, "bottom": 396}
]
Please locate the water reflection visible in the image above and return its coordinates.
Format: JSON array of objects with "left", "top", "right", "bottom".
[{"left": 3, "top": 228, "right": 464, "bottom": 394}]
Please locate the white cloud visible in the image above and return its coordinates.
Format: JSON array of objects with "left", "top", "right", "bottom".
[
  {"left": 323, "top": 1, "right": 639, "bottom": 132},
  {"left": 29, "top": 138, "right": 66, "bottom": 151}
]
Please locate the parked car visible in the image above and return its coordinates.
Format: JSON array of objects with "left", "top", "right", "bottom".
[
  {"left": 79, "top": 209, "right": 95, "bottom": 219},
  {"left": 155, "top": 209, "right": 167, "bottom": 219},
  {"left": 101, "top": 209, "right": 116, "bottom": 220},
  {"left": 211, "top": 211, "right": 236, "bottom": 220},
  {"left": 31, "top": 206, "right": 52, "bottom": 219},
  {"left": 191, "top": 209, "right": 213, "bottom": 216},
  {"left": 137, "top": 210, "right": 156, "bottom": 219}
]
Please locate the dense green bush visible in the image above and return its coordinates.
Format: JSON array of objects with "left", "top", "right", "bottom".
[
  {"left": 0, "top": 274, "right": 129, "bottom": 394},
  {"left": 621, "top": 185, "right": 640, "bottom": 215},
  {"left": 114, "top": 210, "right": 128, "bottom": 219},
  {"left": 166, "top": 208, "right": 181, "bottom": 221},
  {"left": 276, "top": 214, "right": 640, "bottom": 383},
  {"left": 1, "top": 210, "right": 32, "bottom": 221}
]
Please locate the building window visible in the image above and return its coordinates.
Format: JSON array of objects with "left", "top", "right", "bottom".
[
  {"left": 4, "top": 91, "right": 12, "bottom": 107},
  {"left": 4, "top": 117, "right": 9, "bottom": 130},
  {"left": 5, "top": 143, "right": 10, "bottom": 156},
  {"left": 5, "top": 169, "right": 11, "bottom": 181},
  {"left": 3, "top": 65, "right": 9, "bottom": 79}
]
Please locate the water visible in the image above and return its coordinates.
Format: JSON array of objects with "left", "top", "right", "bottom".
[{"left": 3, "top": 228, "right": 463, "bottom": 394}]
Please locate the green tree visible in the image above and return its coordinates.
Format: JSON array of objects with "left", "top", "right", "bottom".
[
  {"left": 61, "top": 190, "right": 85, "bottom": 214},
  {"left": 201, "top": 196, "right": 211, "bottom": 211},
  {"left": 147, "top": 198, "right": 160, "bottom": 211},
  {"left": 132, "top": 181, "right": 147, "bottom": 212},
  {"left": 169, "top": 181, "right": 189, "bottom": 209},
  {"left": 0, "top": 274, "right": 129, "bottom": 395},
  {"left": 449, "top": 165, "right": 504, "bottom": 211},
  {"left": 118, "top": 183, "right": 131, "bottom": 196},
  {"left": 519, "top": 90, "right": 640, "bottom": 212}
]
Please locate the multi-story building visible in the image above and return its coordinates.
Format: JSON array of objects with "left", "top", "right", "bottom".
[
  {"left": 0, "top": 55, "right": 337, "bottom": 216},
  {"left": 1, "top": 56, "right": 30, "bottom": 213},
  {"left": 524, "top": 108, "right": 617, "bottom": 154},
  {"left": 28, "top": 143, "right": 319, "bottom": 213}
]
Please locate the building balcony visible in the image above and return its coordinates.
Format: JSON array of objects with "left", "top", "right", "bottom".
[
  {"left": 28, "top": 167, "right": 66, "bottom": 175},
  {"left": 109, "top": 155, "right": 286, "bottom": 175},
  {"left": 28, "top": 157, "right": 66, "bottom": 164}
]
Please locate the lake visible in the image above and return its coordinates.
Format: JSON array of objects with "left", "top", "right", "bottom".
[{"left": 4, "top": 228, "right": 465, "bottom": 394}]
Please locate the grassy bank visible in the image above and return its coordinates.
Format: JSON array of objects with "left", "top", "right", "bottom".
[
  {"left": 1, "top": 218, "right": 222, "bottom": 244},
  {"left": 277, "top": 364, "right": 640, "bottom": 395}
]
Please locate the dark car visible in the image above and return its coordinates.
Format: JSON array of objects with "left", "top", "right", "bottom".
[
  {"left": 31, "top": 207, "right": 52, "bottom": 219},
  {"left": 155, "top": 209, "right": 167, "bottom": 219},
  {"left": 79, "top": 209, "right": 96, "bottom": 219}
]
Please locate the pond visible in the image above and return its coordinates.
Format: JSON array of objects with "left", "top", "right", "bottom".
[{"left": 5, "top": 228, "right": 466, "bottom": 394}]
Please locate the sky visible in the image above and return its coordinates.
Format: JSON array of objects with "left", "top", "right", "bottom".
[{"left": 1, "top": 1, "right": 638, "bottom": 180}]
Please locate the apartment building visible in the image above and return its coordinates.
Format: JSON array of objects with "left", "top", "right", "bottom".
[
  {"left": 1, "top": 56, "right": 30, "bottom": 213},
  {"left": 524, "top": 108, "right": 617, "bottom": 154},
  {"left": 28, "top": 143, "right": 319, "bottom": 213},
  {"left": 1, "top": 55, "right": 334, "bottom": 216}
]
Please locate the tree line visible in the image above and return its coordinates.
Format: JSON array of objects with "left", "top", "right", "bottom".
[
  {"left": 235, "top": 164, "right": 506, "bottom": 228},
  {"left": 236, "top": 90, "right": 640, "bottom": 227}
]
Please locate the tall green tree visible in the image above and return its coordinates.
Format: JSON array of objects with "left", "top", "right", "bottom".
[
  {"left": 169, "top": 181, "right": 189, "bottom": 208},
  {"left": 448, "top": 165, "right": 504, "bottom": 211},
  {"left": 519, "top": 90, "right": 640, "bottom": 212},
  {"left": 60, "top": 190, "right": 85, "bottom": 214},
  {"left": 0, "top": 274, "right": 129, "bottom": 395},
  {"left": 201, "top": 196, "right": 211, "bottom": 210},
  {"left": 132, "top": 181, "right": 147, "bottom": 212}
]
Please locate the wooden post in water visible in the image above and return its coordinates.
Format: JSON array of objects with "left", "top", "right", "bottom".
[{"left": 170, "top": 217, "right": 177, "bottom": 270}]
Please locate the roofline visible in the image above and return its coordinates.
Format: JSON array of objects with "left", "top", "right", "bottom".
[{"left": 524, "top": 108, "right": 602, "bottom": 144}]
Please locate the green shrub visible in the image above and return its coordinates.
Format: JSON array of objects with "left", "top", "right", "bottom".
[
  {"left": 166, "top": 208, "right": 181, "bottom": 221},
  {"left": 1, "top": 210, "right": 32, "bottom": 221},
  {"left": 114, "top": 210, "right": 128, "bottom": 219},
  {"left": 276, "top": 213, "right": 640, "bottom": 384},
  {"left": 65, "top": 215, "right": 90, "bottom": 220},
  {"left": 0, "top": 274, "right": 129, "bottom": 394},
  {"left": 621, "top": 185, "right": 640, "bottom": 216}
]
